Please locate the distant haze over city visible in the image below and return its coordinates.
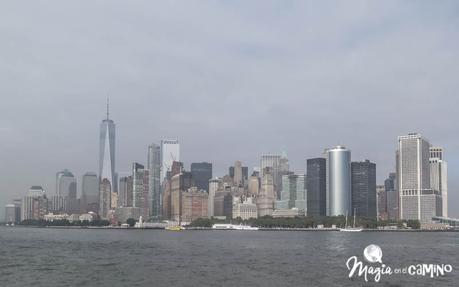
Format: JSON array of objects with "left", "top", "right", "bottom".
[{"left": 0, "top": 1, "right": 458, "bottom": 217}]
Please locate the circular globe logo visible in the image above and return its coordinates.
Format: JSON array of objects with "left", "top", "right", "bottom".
[{"left": 363, "top": 244, "right": 383, "bottom": 263}]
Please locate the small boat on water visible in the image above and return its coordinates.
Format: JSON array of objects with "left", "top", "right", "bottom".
[
  {"left": 165, "top": 226, "right": 185, "bottom": 231},
  {"left": 339, "top": 209, "right": 363, "bottom": 232},
  {"left": 212, "top": 224, "right": 259, "bottom": 231}
]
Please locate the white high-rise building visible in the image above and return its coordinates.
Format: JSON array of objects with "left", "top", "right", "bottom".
[
  {"left": 430, "top": 147, "right": 448, "bottom": 217},
  {"left": 22, "top": 186, "right": 48, "bottom": 221},
  {"left": 397, "top": 133, "right": 442, "bottom": 223},
  {"left": 160, "top": 139, "right": 180, "bottom": 182}
]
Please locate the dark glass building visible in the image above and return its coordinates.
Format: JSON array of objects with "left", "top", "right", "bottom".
[
  {"left": 384, "top": 172, "right": 396, "bottom": 192},
  {"left": 306, "top": 158, "right": 326, "bottom": 217},
  {"left": 385, "top": 172, "right": 399, "bottom": 220},
  {"left": 351, "top": 160, "right": 377, "bottom": 219},
  {"left": 191, "top": 162, "right": 213, "bottom": 192}
]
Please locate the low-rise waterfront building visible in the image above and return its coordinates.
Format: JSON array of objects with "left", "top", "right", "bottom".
[
  {"left": 233, "top": 196, "right": 257, "bottom": 220},
  {"left": 79, "top": 212, "right": 97, "bottom": 222},
  {"left": 116, "top": 207, "right": 142, "bottom": 223},
  {"left": 272, "top": 208, "right": 303, "bottom": 218},
  {"left": 44, "top": 213, "right": 68, "bottom": 221}
]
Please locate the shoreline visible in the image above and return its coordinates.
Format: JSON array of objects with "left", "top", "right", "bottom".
[{"left": 3, "top": 226, "right": 458, "bottom": 232}]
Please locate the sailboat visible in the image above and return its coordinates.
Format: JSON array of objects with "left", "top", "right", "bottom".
[{"left": 339, "top": 209, "right": 363, "bottom": 232}]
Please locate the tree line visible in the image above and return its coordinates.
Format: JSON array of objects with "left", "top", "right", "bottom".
[
  {"left": 18, "top": 219, "right": 110, "bottom": 227},
  {"left": 188, "top": 216, "right": 421, "bottom": 229}
]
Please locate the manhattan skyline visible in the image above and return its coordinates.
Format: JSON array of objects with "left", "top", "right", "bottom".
[{"left": 0, "top": 1, "right": 458, "bottom": 217}]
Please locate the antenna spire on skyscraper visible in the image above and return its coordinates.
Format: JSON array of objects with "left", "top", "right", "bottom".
[{"left": 106, "top": 97, "right": 110, "bottom": 120}]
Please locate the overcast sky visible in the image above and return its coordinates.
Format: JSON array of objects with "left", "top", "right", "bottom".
[{"left": 1, "top": 1, "right": 458, "bottom": 216}]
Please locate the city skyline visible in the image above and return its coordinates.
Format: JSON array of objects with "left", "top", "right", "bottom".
[
  {"left": 2, "top": 2, "right": 459, "bottom": 287},
  {"left": 0, "top": 1, "right": 458, "bottom": 217},
  {"left": 0, "top": 106, "right": 456, "bottom": 217}
]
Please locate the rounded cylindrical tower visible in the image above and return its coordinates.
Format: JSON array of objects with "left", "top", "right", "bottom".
[{"left": 327, "top": 146, "right": 351, "bottom": 216}]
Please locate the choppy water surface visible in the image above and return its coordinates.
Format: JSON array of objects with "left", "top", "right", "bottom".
[{"left": 0, "top": 227, "right": 458, "bottom": 286}]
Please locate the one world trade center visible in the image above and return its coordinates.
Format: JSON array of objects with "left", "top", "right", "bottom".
[{"left": 99, "top": 100, "right": 116, "bottom": 218}]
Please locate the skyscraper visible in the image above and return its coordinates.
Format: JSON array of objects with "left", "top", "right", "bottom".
[
  {"left": 181, "top": 187, "right": 209, "bottom": 223},
  {"left": 376, "top": 185, "right": 387, "bottom": 220},
  {"left": 22, "top": 186, "right": 48, "bottom": 221},
  {"left": 170, "top": 169, "right": 193, "bottom": 222},
  {"left": 260, "top": 153, "right": 289, "bottom": 199},
  {"left": 99, "top": 179, "right": 112, "bottom": 219},
  {"left": 99, "top": 100, "right": 116, "bottom": 217},
  {"left": 233, "top": 161, "right": 243, "bottom": 186},
  {"left": 384, "top": 172, "right": 396, "bottom": 192},
  {"left": 397, "top": 133, "right": 442, "bottom": 223},
  {"left": 208, "top": 178, "right": 222, "bottom": 218},
  {"left": 160, "top": 139, "right": 180, "bottom": 182},
  {"left": 191, "top": 162, "right": 212, "bottom": 192},
  {"left": 429, "top": 147, "right": 448, "bottom": 217},
  {"left": 385, "top": 172, "right": 398, "bottom": 220},
  {"left": 326, "top": 146, "right": 351, "bottom": 216},
  {"left": 256, "top": 168, "right": 276, "bottom": 217},
  {"left": 118, "top": 176, "right": 133, "bottom": 207},
  {"left": 132, "top": 163, "right": 150, "bottom": 220},
  {"left": 229, "top": 165, "right": 249, "bottom": 183},
  {"left": 4, "top": 204, "right": 20, "bottom": 224},
  {"left": 248, "top": 174, "right": 260, "bottom": 197},
  {"left": 351, "top": 160, "right": 377, "bottom": 219},
  {"left": 214, "top": 188, "right": 233, "bottom": 218},
  {"left": 276, "top": 174, "right": 306, "bottom": 213},
  {"left": 306, "top": 158, "right": 326, "bottom": 217},
  {"left": 55, "top": 169, "right": 77, "bottom": 214},
  {"left": 56, "top": 169, "right": 76, "bottom": 198},
  {"left": 430, "top": 147, "right": 443, "bottom": 160},
  {"left": 148, "top": 144, "right": 161, "bottom": 218},
  {"left": 161, "top": 161, "right": 184, "bottom": 220},
  {"left": 81, "top": 172, "right": 99, "bottom": 213}
]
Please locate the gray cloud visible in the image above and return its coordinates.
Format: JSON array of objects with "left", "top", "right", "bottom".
[{"left": 1, "top": 1, "right": 458, "bottom": 216}]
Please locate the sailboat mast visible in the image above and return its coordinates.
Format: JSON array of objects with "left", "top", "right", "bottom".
[{"left": 353, "top": 208, "right": 356, "bottom": 228}]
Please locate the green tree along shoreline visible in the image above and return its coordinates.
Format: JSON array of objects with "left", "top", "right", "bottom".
[
  {"left": 188, "top": 216, "right": 421, "bottom": 230},
  {"left": 9, "top": 216, "right": 420, "bottom": 230},
  {"left": 18, "top": 219, "right": 110, "bottom": 227}
]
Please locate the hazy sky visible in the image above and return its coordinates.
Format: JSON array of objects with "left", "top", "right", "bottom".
[{"left": 1, "top": 1, "right": 458, "bottom": 216}]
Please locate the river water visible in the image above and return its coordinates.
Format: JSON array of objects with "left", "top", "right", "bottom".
[{"left": 0, "top": 227, "right": 458, "bottom": 286}]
